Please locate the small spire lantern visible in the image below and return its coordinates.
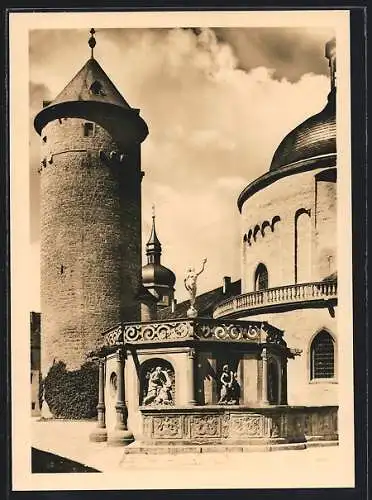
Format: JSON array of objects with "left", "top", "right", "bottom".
[{"left": 88, "top": 28, "right": 96, "bottom": 59}]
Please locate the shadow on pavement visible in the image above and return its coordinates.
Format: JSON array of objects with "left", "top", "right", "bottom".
[{"left": 31, "top": 447, "right": 101, "bottom": 473}]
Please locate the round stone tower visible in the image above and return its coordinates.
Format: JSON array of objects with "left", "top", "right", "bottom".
[{"left": 34, "top": 31, "right": 148, "bottom": 406}]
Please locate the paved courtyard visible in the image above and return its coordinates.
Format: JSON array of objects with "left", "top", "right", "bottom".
[{"left": 31, "top": 418, "right": 354, "bottom": 489}]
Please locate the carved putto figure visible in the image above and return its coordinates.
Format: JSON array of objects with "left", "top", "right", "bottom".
[
  {"left": 218, "top": 364, "right": 240, "bottom": 405},
  {"left": 143, "top": 366, "right": 173, "bottom": 406},
  {"left": 184, "top": 258, "right": 207, "bottom": 318}
]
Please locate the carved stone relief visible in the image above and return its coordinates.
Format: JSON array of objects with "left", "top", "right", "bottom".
[
  {"left": 190, "top": 415, "right": 220, "bottom": 438},
  {"left": 230, "top": 415, "right": 264, "bottom": 437},
  {"left": 153, "top": 416, "right": 182, "bottom": 439}
]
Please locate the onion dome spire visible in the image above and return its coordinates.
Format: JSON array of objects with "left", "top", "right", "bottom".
[
  {"left": 88, "top": 28, "right": 96, "bottom": 59},
  {"left": 142, "top": 207, "right": 176, "bottom": 292},
  {"left": 146, "top": 204, "right": 162, "bottom": 264}
]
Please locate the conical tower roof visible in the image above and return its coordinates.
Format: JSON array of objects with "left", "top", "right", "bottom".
[
  {"left": 34, "top": 30, "right": 148, "bottom": 144},
  {"left": 50, "top": 57, "right": 132, "bottom": 110}
]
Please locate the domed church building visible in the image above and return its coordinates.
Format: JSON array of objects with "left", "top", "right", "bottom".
[{"left": 212, "top": 36, "right": 338, "bottom": 407}]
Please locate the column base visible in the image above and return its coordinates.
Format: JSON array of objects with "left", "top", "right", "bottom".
[
  {"left": 107, "top": 429, "right": 135, "bottom": 447},
  {"left": 89, "top": 426, "right": 108, "bottom": 443}
]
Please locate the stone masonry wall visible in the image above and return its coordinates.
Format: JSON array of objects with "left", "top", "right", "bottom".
[
  {"left": 314, "top": 169, "right": 337, "bottom": 280},
  {"left": 241, "top": 166, "right": 337, "bottom": 293},
  {"left": 39, "top": 115, "right": 142, "bottom": 378}
]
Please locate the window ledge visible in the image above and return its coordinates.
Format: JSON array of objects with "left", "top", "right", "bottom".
[{"left": 309, "top": 378, "right": 338, "bottom": 384}]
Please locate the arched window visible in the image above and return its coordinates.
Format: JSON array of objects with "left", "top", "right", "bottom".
[
  {"left": 261, "top": 220, "right": 271, "bottom": 237},
  {"left": 310, "top": 330, "right": 335, "bottom": 380},
  {"left": 295, "top": 208, "right": 311, "bottom": 283},
  {"left": 254, "top": 263, "right": 268, "bottom": 291}
]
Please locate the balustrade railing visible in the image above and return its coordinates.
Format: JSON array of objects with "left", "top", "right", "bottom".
[{"left": 213, "top": 281, "right": 337, "bottom": 319}]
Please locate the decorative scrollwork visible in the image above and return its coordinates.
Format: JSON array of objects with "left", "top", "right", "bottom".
[
  {"left": 214, "top": 325, "right": 227, "bottom": 340},
  {"left": 124, "top": 326, "right": 140, "bottom": 342},
  {"left": 157, "top": 325, "right": 168, "bottom": 340},
  {"left": 143, "top": 326, "right": 156, "bottom": 341},
  {"left": 104, "top": 325, "right": 123, "bottom": 346},
  {"left": 245, "top": 325, "right": 259, "bottom": 340},
  {"left": 123, "top": 321, "right": 194, "bottom": 344},
  {"left": 197, "top": 324, "right": 212, "bottom": 338},
  {"left": 105, "top": 320, "right": 267, "bottom": 346},
  {"left": 174, "top": 322, "right": 192, "bottom": 338},
  {"left": 228, "top": 325, "right": 242, "bottom": 340}
]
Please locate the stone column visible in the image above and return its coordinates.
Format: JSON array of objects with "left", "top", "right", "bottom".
[
  {"left": 89, "top": 358, "right": 108, "bottom": 442},
  {"left": 281, "top": 357, "right": 288, "bottom": 405},
  {"left": 261, "top": 347, "right": 269, "bottom": 405},
  {"left": 186, "top": 348, "right": 197, "bottom": 406},
  {"left": 107, "top": 348, "right": 134, "bottom": 446}
]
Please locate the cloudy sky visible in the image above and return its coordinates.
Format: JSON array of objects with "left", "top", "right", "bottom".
[{"left": 29, "top": 26, "right": 334, "bottom": 309}]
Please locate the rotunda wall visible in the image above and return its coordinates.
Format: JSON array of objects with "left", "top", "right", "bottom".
[{"left": 240, "top": 165, "right": 337, "bottom": 293}]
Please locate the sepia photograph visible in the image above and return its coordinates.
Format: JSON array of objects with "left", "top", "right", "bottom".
[{"left": 9, "top": 9, "right": 356, "bottom": 491}]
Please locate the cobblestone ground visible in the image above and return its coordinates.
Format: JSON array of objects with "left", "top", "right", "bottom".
[{"left": 31, "top": 419, "right": 353, "bottom": 489}]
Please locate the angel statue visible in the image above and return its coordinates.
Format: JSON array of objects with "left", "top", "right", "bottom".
[{"left": 184, "top": 258, "right": 207, "bottom": 318}]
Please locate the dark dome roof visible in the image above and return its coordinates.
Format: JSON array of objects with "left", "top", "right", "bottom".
[
  {"left": 270, "top": 89, "right": 336, "bottom": 171},
  {"left": 142, "top": 263, "right": 176, "bottom": 288}
]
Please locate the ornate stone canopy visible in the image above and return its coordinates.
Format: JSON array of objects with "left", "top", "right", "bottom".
[{"left": 99, "top": 317, "right": 291, "bottom": 356}]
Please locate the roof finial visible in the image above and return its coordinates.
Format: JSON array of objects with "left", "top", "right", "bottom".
[
  {"left": 88, "top": 28, "right": 96, "bottom": 59},
  {"left": 146, "top": 204, "right": 162, "bottom": 263},
  {"left": 325, "top": 37, "right": 336, "bottom": 90}
]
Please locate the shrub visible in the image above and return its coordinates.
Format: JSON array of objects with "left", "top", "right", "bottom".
[{"left": 42, "top": 360, "right": 99, "bottom": 419}]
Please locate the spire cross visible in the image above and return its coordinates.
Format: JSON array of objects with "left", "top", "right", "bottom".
[
  {"left": 152, "top": 203, "right": 155, "bottom": 219},
  {"left": 88, "top": 28, "right": 96, "bottom": 59}
]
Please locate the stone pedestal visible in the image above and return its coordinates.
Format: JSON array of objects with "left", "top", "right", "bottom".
[{"left": 131, "top": 405, "right": 339, "bottom": 454}]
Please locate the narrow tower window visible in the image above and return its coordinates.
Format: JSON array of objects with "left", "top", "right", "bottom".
[
  {"left": 310, "top": 330, "right": 335, "bottom": 380},
  {"left": 83, "top": 122, "right": 94, "bottom": 137},
  {"left": 254, "top": 263, "right": 268, "bottom": 291}
]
